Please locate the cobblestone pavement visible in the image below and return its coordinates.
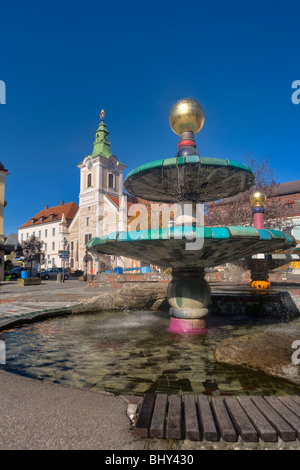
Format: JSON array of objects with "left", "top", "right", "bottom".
[{"left": 0, "top": 279, "right": 111, "bottom": 328}]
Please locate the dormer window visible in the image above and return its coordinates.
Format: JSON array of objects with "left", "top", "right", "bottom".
[
  {"left": 49, "top": 214, "right": 54, "bottom": 221},
  {"left": 40, "top": 216, "right": 45, "bottom": 223},
  {"left": 287, "top": 201, "right": 294, "bottom": 210},
  {"left": 87, "top": 173, "right": 92, "bottom": 188},
  {"left": 31, "top": 218, "right": 36, "bottom": 225}
]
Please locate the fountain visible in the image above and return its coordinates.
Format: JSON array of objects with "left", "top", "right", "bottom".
[
  {"left": 87, "top": 98, "right": 296, "bottom": 333},
  {"left": 234, "top": 190, "right": 300, "bottom": 289}
]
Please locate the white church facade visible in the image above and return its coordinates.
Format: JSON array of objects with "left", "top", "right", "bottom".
[{"left": 18, "top": 110, "right": 141, "bottom": 274}]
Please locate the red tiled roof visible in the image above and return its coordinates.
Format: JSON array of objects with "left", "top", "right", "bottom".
[
  {"left": 106, "top": 194, "right": 138, "bottom": 209},
  {"left": 19, "top": 202, "right": 79, "bottom": 228}
]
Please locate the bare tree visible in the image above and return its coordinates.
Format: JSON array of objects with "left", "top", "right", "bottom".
[
  {"left": 16, "top": 235, "right": 45, "bottom": 275},
  {"left": 205, "top": 154, "right": 288, "bottom": 229}
]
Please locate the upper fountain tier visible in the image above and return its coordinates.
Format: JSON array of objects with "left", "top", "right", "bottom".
[{"left": 124, "top": 98, "right": 255, "bottom": 203}]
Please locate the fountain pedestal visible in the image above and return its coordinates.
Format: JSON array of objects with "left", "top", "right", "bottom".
[{"left": 167, "top": 267, "right": 210, "bottom": 333}]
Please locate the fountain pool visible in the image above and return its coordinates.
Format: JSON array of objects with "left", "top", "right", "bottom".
[{"left": 1, "top": 309, "right": 300, "bottom": 397}]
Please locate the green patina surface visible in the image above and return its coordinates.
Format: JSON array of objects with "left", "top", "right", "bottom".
[
  {"left": 86, "top": 226, "right": 296, "bottom": 269},
  {"left": 91, "top": 119, "right": 112, "bottom": 159},
  {"left": 86, "top": 227, "right": 294, "bottom": 247},
  {"left": 126, "top": 155, "right": 253, "bottom": 180},
  {"left": 78, "top": 117, "right": 125, "bottom": 165}
]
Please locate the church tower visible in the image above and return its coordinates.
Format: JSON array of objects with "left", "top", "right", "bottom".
[{"left": 76, "top": 110, "right": 127, "bottom": 273}]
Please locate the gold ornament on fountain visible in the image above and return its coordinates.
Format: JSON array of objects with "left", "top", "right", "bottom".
[
  {"left": 169, "top": 98, "right": 205, "bottom": 135},
  {"left": 250, "top": 190, "right": 267, "bottom": 208}
]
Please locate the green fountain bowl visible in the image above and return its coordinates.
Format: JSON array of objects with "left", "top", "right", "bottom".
[
  {"left": 124, "top": 155, "right": 255, "bottom": 203},
  {"left": 86, "top": 226, "right": 296, "bottom": 269}
]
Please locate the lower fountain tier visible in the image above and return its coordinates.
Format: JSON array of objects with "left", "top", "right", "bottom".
[
  {"left": 86, "top": 226, "right": 296, "bottom": 269},
  {"left": 87, "top": 226, "right": 296, "bottom": 333}
]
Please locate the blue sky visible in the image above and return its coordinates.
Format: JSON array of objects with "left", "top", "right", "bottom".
[{"left": 1, "top": 0, "right": 300, "bottom": 235}]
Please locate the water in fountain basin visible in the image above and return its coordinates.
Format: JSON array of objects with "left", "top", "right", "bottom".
[{"left": 1, "top": 310, "right": 300, "bottom": 397}]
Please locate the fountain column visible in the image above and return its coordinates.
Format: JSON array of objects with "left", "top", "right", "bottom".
[{"left": 167, "top": 267, "right": 210, "bottom": 333}]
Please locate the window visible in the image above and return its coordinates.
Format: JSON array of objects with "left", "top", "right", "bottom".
[
  {"left": 26, "top": 233, "right": 29, "bottom": 240},
  {"left": 108, "top": 173, "right": 115, "bottom": 189},
  {"left": 287, "top": 202, "right": 294, "bottom": 210},
  {"left": 52, "top": 228, "right": 55, "bottom": 236},
  {"left": 45, "top": 229, "right": 48, "bottom": 237},
  {"left": 52, "top": 258, "right": 55, "bottom": 267},
  {"left": 85, "top": 234, "right": 92, "bottom": 244},
  {"left": 71, "top": 241, "right": 74, "bottom": 251},
  {"left": 21, "top": 234, "right": 23, "bottom": 241},
  {"left": 87, "top": 173, "right": 92, "bottom": 188},
  {"left": 38, "top": 230, "right": 41, "bottom": 238},
  {"left": 71, "top": 258, "right": 74, "bottom": 268},
  {"left": 32, "top": 232, "right": 35, "bottom": 237},
  {"left": 45, "top": 243, "right": 47, "bottom": 251},
  {"left": 52, "top": 242, "right": 55, "bottom": 250},
  {"left": 87, "top": 217, "right": 89, "bottom": 226}
]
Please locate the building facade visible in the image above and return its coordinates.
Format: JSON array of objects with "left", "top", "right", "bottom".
[
  {"left": 18, "top": 201, "right": 79, "bottom": 269},
  {"left": 18, "top": 111, "right": 140, "bottom": 273}
]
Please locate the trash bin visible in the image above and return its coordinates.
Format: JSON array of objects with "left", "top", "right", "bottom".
[
  {"left": 114, "top": 267, "right": 123, "bottom": 274},
  {"left": 21, "top": 270, "right": 30, "bottom": 279},
  {"left": 141, "top": 267, "right": 151, "bottom": 274}
]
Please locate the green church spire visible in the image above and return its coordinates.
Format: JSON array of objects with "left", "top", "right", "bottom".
[{"left": 91, "top": 109, "right": 113, "bottom": 159}]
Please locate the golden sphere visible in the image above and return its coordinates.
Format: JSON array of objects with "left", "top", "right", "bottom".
[
  {"left": 250, "top": 190, "right": 267, "bottom": 207},
  {"left": 169, "top": 98, "right": 205, "bottom": 135}
]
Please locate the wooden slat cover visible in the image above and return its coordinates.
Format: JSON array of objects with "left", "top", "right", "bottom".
[
  {"left": 184, "top": 395, "right": 200, "bottom": 441},
  {"left": 197, "top": 395, "right": 218, "bottom": 441},
  {"left": 264, "top": 396, "right": 300, "bottom": 438},
  {"left": 224, "top": 396, "right": 258, "bottom": 442},
  {"left": 166, "top": 395, "right": 182, "bottom": 439},
  {"left": 134, "top": 393, "right": 156, "bottom": 437},
  {"left": 237, "top": 396, "right": 277, "bottom": 442},
  {"left": 211, "top": 397, "right": 237, "bottom": 442},
  {"left": 251, "top": 396, "right": 296, "bottom": 441},
  {"left": 278, "top": 396, "right": 300, "bottom": 419},
  {"left": 150, "top": 394, "right": 168, "bottom": 438}
]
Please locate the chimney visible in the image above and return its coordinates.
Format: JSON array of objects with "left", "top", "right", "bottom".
[
  {"left": 45, "top": 204, "right": 49, "bottom": 209},
  {"left": 60, "top": 201, "right": 64, "bottom": 206}
]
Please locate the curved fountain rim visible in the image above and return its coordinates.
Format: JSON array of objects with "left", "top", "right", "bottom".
[
  {"left": 125, "top": 155, "right": 254, "bottom": 181},
  {"left": 87, "top": 226, "right": 296, "bottom": 247}
]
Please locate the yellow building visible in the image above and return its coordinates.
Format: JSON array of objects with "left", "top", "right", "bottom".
[{"left": 0, "top": 163, "right": 9, "bottom": 280}]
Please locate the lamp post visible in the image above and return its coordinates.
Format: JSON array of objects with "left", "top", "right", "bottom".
[{"left": 62, "top": 237, "right": 67, "bottom": 283}]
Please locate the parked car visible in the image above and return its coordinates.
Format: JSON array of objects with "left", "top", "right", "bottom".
[
  {"left": 9, "top": 266, "right": 30, "bottom": 280},
  {"left": 40, "top": 268, "right": 69, "bottom": 280}
]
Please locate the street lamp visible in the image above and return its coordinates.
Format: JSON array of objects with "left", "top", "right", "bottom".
[{"left": 62, "top": 237, "right": 67, "bottom": 283}]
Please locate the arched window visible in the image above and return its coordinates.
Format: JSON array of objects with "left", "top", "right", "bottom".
[{"left": 87, "top": 173, "right": 92, "bottom": 188}]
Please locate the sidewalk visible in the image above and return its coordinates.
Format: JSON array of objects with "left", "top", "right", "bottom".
[
  {"left": 0, "top": 280, "right": 147, "bottom": 450},
  {"left": 0, "top": 279, "right": 111, "bottom": 331}
]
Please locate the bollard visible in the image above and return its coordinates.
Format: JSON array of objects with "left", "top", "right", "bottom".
[{"left": 57, "top": 273, "right": 62, "bottom": 283}]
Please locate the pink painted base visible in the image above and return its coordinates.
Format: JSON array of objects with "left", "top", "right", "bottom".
[
  {"left": 253, "top": 212, "right": 264, "bottom": 230},
  {"left": 167, "top": 317, "right": 208, "bottom": 334}
]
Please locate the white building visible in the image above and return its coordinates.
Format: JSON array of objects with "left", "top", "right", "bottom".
[{"left": 18, "top": 201, "right": 78, "bottom": 269}]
